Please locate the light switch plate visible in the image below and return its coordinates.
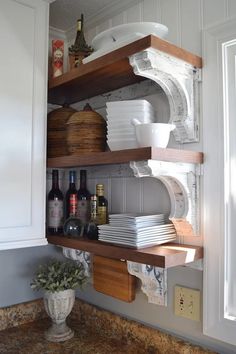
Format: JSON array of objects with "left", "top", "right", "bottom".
[{"left": 174, "top": 285, "right": 200, "bottom": 321}]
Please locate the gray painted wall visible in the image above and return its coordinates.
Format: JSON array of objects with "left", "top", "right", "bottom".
[{"left": 0, "top": 245, "right": 62, "bottom": 307}]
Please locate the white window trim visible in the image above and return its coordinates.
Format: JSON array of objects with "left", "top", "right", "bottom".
[{"left": 203, "top": 17, "right": 236, "bottom": 345}]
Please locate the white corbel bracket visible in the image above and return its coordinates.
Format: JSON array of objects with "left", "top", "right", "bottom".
[
  {"left": 62, "top": 247, "right": 91, "bottom": 278},
  {"left": 130, "top": 160, "right": 201, "bottom": 237},
  {"left": 127, "top": 261, "right": 167, "bottom": 306},
  {"left": 129, "top": 48, "right": 201, "bottom": 143}
]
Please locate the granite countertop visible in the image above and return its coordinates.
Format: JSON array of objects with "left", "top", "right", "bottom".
[
  {"left": 0, "top": 298, "right": 216, "bottom": 354},
  {"left": 0, "top": 317, "right": 145, "bottom": 354}
]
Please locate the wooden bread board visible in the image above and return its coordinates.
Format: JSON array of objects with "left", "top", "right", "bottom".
[{"left": 93, "top": 255, "right": 136, "bottom": 302}]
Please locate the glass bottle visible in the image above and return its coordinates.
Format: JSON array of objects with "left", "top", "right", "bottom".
[
  {"left": 73, "top": 15, "right": 86, "bottom": 51},
  {"left": 96, "top": 184, "right": 108, "bottom": 225},
  {"left": 65, "top": 170, "right": 77, "bottom": 219},
  {"left": 77, "top": 169, "right": 91, "bottom": 224},
  {"left": 85, "top": 195, "right": 99, "bottom": 240},
  {"left": 47, "top": 170, "right": 64, "bottom": 234},
  {"left": 68, "top": 14, "right": 93, "bottom": 66}
]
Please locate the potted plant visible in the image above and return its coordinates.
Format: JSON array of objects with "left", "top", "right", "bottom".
[{"left": 31, "top": 258, "right": 86, "bottom": 342}]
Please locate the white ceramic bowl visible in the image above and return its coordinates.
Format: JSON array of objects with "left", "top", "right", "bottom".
[
  {"left": 92, "top": 22, "right": 168, "bottom": 51},
  {"left": 135, "top": 123, "right": 175, "bottom": 148}
]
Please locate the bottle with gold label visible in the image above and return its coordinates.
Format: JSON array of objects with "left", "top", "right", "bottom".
[
  {"left": 68, "top": 14, "right": 93, "bottom": 68},
  {"left": 65, "top": 170, "right": 77, "bottom": 219},
  {"left": 85, "top": 195, "right": 99, "bottom": 240},
  {"left": 96, "top": 184, "right": 108, "bottom": 225}
]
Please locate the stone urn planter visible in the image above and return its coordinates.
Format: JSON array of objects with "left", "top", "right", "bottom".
[
  {"left": 43, "top": 289, "right": 75, "bottom": 342},
  {"left": 31, "top": 259, "right": 86, "bottom": 342}
]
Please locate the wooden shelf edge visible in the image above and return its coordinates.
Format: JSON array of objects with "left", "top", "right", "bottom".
[
  {"left": 47, "top": 147, "right": 203, "bottom": 168},
  {"left": 48, "top": 35, "right": 202, "bottom": 90},
  {"left": 48, "top": 35, "right": 202, "bottom": 105},
  {"left": 47, "top": 235, "right": 203, "bottom": 269}
]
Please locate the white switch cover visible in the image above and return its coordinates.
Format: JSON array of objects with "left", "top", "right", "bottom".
[{"left": 174, "top": 285, "right": 200, "bottom": 321}]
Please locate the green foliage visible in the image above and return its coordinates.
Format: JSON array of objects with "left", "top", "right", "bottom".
[{"left": 30, "top": 259, "right": 87, "bottom": 293}]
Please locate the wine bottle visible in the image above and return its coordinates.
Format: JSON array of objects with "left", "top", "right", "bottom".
[
  {"left": 73, "top": 16, "right": 86, "bottom": 51},
  {"left": 68, "top": 14, "right": 93, "bottom": 67},
  {"left": 85, "top": 195, "right": 99, "bottom": 240},
  {"left": 96, "top": 184, "right": 108, "bottom": 225},
  {"left": 77, "top": 169, "right": 91, "bottom": 224},
  {"left": 65, "top": 170, "right": 77, "bottom": 219},
  {"left": 47, "top": 170, "right": 64, "bottom": 234}
]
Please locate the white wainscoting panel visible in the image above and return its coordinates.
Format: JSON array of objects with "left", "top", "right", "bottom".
[
  {"left": 126, "top": 2, "right": 142, "bottom": 22},
  {"left": 142, "top": 0, "right": 161, "bottom": 23},
  {"left": 159, "top": 0, "right": 180, "bottom": 46},
  {"left": 180, "top": 0, "right": 202, "bottom": 55},
  {"left": 202, "top": 0, "right": 227, "bottom": 27},
  {"left": 228, "top": 0, "right": 236, "bottom": 16}
]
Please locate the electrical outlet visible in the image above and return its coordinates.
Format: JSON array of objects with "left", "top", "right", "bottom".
[{"left": 174, "top": 285, "right": 200, "bottom": 321}]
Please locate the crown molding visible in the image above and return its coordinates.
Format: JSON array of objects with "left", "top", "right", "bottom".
[{"left": 49, "top": 26, "right": 67, "bottom": 40}]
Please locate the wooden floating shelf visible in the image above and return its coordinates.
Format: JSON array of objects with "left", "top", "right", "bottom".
[
  {"left": 47, "top": 147, "right": 203, "bottom": 168},
  {"left": 48, "top": 35, "right": 203, "bottom": 105},
  {"left": 47, "top": 235, "right": 203, "bottom": 269}
]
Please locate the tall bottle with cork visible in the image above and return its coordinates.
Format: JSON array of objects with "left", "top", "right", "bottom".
[
  {"left": 77, "top": 169, "right": 91, "bottom": 225},
  {"left": 68, "top": 14, "right": 93, "bottom": 68},
  {"left": 65, "top": 170, "right": 77, "bottom": 219},
  {"left": 96, "top": 184, "right": 108, "bottom": 225},
  {"left": 47, "top": 170, "right": 64, "bottom": 235},
  {"left": 85, "top": 194, "right": 99, "bottom": 240}
]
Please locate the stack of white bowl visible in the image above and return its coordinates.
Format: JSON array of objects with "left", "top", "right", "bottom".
[{"left": 106, "top": 100, "right": 155, "bottom": 151}]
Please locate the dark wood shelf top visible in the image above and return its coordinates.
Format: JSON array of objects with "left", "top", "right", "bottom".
[
  {"left": 48, "top": 35, "right": 203, "bottom": 105},
  {"left": 47, "top": 235, "right": 203, "bottom": 269},
  {"left": 47, "top": 147, "right": 203, "bottom": 168}
]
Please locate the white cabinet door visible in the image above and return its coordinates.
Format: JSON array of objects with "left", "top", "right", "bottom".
[
  {"left": 0, "top": 0, "right": 49, "bottom": 249},
  {"left": 203, "top": 19, "right": 236, "bottom": 345}
]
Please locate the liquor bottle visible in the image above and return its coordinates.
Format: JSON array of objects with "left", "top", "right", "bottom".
[
  {"left": 96, "top": 184, "right": 108, "bottom": 225},
  {"left": 47, "top": 170, "right": 64, "bottom": 234},
  {"left": 77, "top": 169, "right": 91, "bottom": 224},
  {"left": 85, "top": 195, "right": 99, "bottom": 240},
  {"left": 65, "top": 170, "right": 77, "bottom": 219}
]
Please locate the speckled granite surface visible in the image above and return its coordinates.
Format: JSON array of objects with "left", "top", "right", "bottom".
[
  {"left": 0, "top": 299, "right": 46, "bottom": 331},
  {"left": 0, "top": 298, "right": 216, "bottom": 354}
]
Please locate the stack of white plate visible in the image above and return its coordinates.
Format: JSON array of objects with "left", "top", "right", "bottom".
[
  {"left": 106, "top": 100, "right": 155, "bottom": 151},
  {"left": 98, "top": 213, "right": 176, "bottom": 248}
]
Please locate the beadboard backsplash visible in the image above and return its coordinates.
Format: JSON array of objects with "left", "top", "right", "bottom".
[{"left": 47, "top": 79, "right": 172, "bottom": 231}]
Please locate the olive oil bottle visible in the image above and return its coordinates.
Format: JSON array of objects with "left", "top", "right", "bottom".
[{"left": 96, "top": 184, "right": 108, "bottom": 225}]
